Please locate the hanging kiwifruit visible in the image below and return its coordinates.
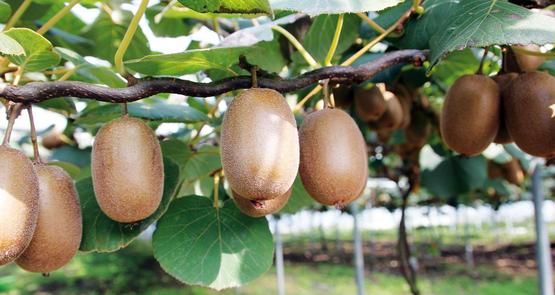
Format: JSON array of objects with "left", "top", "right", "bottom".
[
  {"left": 0, "top": 146, "right": 39, "bottom": 266},
  {"left": 331, "top": 84, "right": 353, "bottom": 109},
  {"left": 92, "top": 116, "right": 164, "bottom": 223},
  {"left": 41, "top": 130, "right": 66, "bottom": 150},
  {"left": 513, "top": 45, "right": 546, "bottom": 71},
  {"left": 491, "top": 73, "right": 518, "bottom": 144},
  {"left": 372, "top": 91, "right": 404, "bottom": 131},
  {"left": 505, "top": 71, "right": 555, "bottom": 158},
  {"left": 502, "top": 158, "right": 524, "bottom": 186},
  {"left": 232, "top": 188, "right": 291, "bottom": 218},
  {"left": 440, "top": 75, "right": 500, "bottom": 156},
  {"left": 354, "top": 84, "right": 386, "bottom": 122},
  {"left": 221, "top": 88, "right": 299, "bottom": 201},
  {"left": 299, "top": 108, "right": 367, "bottom": 207},
  {"left": 394, "top": 109, "right": 433, "bottom": 158},
  {"left": 16, "top": 165, "right": 82, "bottom": 273},
  {"left": 394, "top": 85, "right": 413, "bottom": 129}
]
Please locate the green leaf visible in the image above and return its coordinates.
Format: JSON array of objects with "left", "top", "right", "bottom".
[
  {"left": 430, "top": 48, "right": 480, "bottom": 86},
  {"left": 160, "top": 139, "right": 194, "bottom": 175},
  {"left": 78, "top": 158, "right": 180, "bottom": 252},
  {"left": 47, "top": 161, "right": 81, "bottom": 179},
  {"left": 75, "top": 102, "right": 208, "bottom": 125},
  {"left": 50, "top": 146, "right": 92, "bottom": 168},
  {"left": 428, "top": 0, "right": 555, "bottom": 67},
  {"left": 178, "top": 0, "right": 272, "bottom": 14},
  {"left": 55, "top": 47, "right": 125, "bottom": 87},
  {"left": 0, "top": 32, "right": 24, "bottom": 56},
  {"left": 0, "top": 1, "right": 12, "bottom": 22},
  {"left": 269, "top": 0, "right": 402, "bottom": 15},
  {"left": 4, "top": 28, "right": 60, "bottom": 72},
  {"left": 125, "top": 46, "right": 256, "bottom": 76},
  {"left": 153, "top": 196, "right": 274, "bottom": 290},
  {"left": 37, "top": 97, "right": 76, "bottom": 116},
  {"left": 421, "top": 154, "right": 487, "bottom": 197},
  {"left": 82, "top": 10, "right": 150, "bottom": 62},
  {"left": 146, "top": 4, "right": 197, "bottom": 38},
  {"left": 303, "top": 14, "right": 360, "bottom": 64},
  {"left": 281, "top": 176, "right": 314, "bottom": 214}
]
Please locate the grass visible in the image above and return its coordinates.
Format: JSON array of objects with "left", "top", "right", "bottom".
[{"left": 0, "top": 240, "right": 538, "bottom": 295}]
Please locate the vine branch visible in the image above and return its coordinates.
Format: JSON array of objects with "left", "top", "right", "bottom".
[{"left": 0, "top": 49, "right": 427, "bottom": 104}]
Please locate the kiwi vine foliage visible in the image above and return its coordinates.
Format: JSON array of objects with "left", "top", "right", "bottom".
[{"left": 0, "top": 0, "right": 554, "bottom": 290}]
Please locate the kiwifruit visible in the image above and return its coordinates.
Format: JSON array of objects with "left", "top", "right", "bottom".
[
  {"left": 504, "top": 71, "right": 555, "bottom": 157},
  {"left": 41, "top": 130, "right": 66, "bottom": 150},
  {"left": 491, "top": 73, "right": 518, "bottom": 144},
  {"left": 502, "top": 158, "right": 524, "bottom": 186},
  {"left": 0, "top": 146, "right": 39, "bottom": 266},
  {"left": 395, "top": 109, "right": 432, "bottom": 157},
  {"left": 232, "top": 188, "right": 291, "bottom": 218},
  {"left": 92, "top": 116, "right": 164, "bottom": 223},
  {"left": 354, "top": 84, "right": 386, "bottom": 122},
  {"left": 394, "top": 85, "right": 413, "bottom": 129},
  {"left": 221, "top": 88, "right": 299, "bottom": 201},
  {"left": 299, "top": 108, "right": 367, "bottom": 207},
  {"left": 372, "top": 91, "right": 404, "bottom": 131},
  {"left": 16, "top": 165, "right": 82, "bottom": 273},
  {"left": 440, "top": 75, "right": 500, "bottom": 156},
  {"left": 331, "top": 84, "right": 353, "bottom": 109},
  {"left": 513, "top": 45, "right": 546, "bottom": 71},
  {"left": 487, "top": 160, "right": 504, "bottom": 179}
]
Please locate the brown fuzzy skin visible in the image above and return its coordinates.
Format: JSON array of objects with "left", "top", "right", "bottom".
[
  {"left": 372, "top": 91, "right": 404, "bottom": 131},
  {"left": 0, "top": 146, "right": 39, "bottom": 266},
  {"left": 354, "top": 85, "right": 386, "bottom": 122},
  {"left": 16, "top": 165, "right": 82, "bottom": 273},
  {"left": 492, "top": 73, "right": 518, "bottom": 144},
  {"left": 299, "top": 109, "right": 368, "bottom": 206},
  {"left": 440, "top": 75, "right": 500, "bottom": 156},
  {"left": 232, "top": 188, "right": 291, "bottom": 218},
  {"left": 502, "top": 158, "right": 524, "bottom": 186},
  {"left": 394, "top": 86, "right": 413, "bottom": 129},
  {"left": 221, "top": 88, "right": 299, "bottom": 201},
  {"left": 514, "top": 45, "right": 546, "bottom": 72},
  {"left": 92, "top": 116, "right": 164, "bottom": 223},
  {"left": 505, "top": 71, "right": 555, "bottom": 158},
  {"left": 41, "top": 131, "right": 66, "bottom": 150}
]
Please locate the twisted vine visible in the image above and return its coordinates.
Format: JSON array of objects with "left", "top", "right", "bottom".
[{"left": 0, "top": 50, "right": 427, "bottom": 104}]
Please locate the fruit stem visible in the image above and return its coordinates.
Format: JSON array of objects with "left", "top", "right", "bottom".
[
  {"left": 293, "top": 84, "right": 322, "bottom": 113},
  {"left": 122, "top": 102, "right": 128, "bottom": 116},
  {"left": 476, "top": 47, "right": 489, "bottom": 75},
  {"left": 341, "top": 5, "right": 415, "bottom": 66},
  {"left": 324, "top": 14, "right": 344, "bottom": 67},
  {"left": 272, "top": 25, "right": 320, "bottom": 68},
  {"left": 251, "top": 66, "right": 258, "bottom": 88},
  {"left": 2, "top": 103, "right": 24, "bottom": 146},
  {"left": 322, "top": 79, "right": 334, "bottom": 109},
  {"left": 356, "top": 13, "right": 386, "bottom": 34},
  {"left": 114, "top": 0, "right": 150, "bottom": 75},
  {"left": 3, "top": 0, "right": 32, "bottom": 31},
  {"left": 26, "top": 105, "right": 42, "bottom": 164},
  {"left": 36, "top": 0, "right": 80, "bottom": 35},
  {"left": 213, "top": 173, "right": 220, "bottom": 208}
]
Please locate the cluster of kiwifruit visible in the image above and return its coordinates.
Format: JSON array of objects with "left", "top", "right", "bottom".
[
  {"left": 0, "top": 111, "right": 164, "bottom": 274},
  {"left": 334, "top": 81, "right": 433, "bottom": 163},
  {"left": 0, "top": 116, "right": 81, "bottom": 273},
  {"left": 221, "top": 88, "right": 368, "bottom": 217},
  {"left": 440, "top": 46, "right": 554, "bottom": 158}
]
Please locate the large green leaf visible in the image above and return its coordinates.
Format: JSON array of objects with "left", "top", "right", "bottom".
[
  {"left": 281, "top": 176, "right": 314, "bottom": 214},
  {"left": 428, "top": 0, "right": 555, "bottom": 67},
  {"left": 78, "top": 158, "right": 180, "bottom": 252},
  {"left": 178, "top": 0, "right": 272, "bottom": 14},
  {"left": 303, "top": 14, "right": 360, "bottom": 65},
  {"left": 4, "top": 28, "right": 60, "bottom": 72},
  {"left": 269, "top": 0, "right": 402, "bottom": 15},
  {"left": 125, "top": 46, "right": 256, "bottom": 76},
  {"left": 82, "top": 10, "right": 150, "bottom": 62},
  {"left": 421, "top": 153, "right": 487, "bottom": 197},
  {"left": 153, "top": 196, "right": 274, "bottom": 290},
  {"left": 75, "top": 102, "right": 209, "bottom": 125}
]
